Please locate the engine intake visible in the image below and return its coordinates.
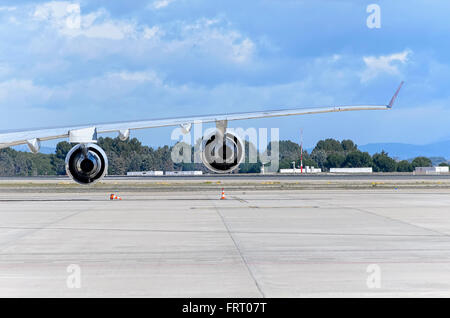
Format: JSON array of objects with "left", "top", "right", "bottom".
[
  {"left": 65, "top": 143, "right": 108, "bottom": 185},
  {"left": 201, "top": 131, "right": 243, "bottom": 173}
]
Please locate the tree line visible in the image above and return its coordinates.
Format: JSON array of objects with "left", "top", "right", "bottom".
[
  {"left": 0, "top": 137, "right": 437, "bottom": 176},
  {"left": 278, "top": 138, "right": 433, "bottom": 172}
]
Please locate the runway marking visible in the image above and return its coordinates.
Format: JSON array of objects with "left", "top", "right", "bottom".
[
  {"left": 0, "top": 199, "right": 93, "bottom": 202},
  {"left": 0, "top": 205, "right": 104, "bottom": 251},
  {"left": 212, "top": 198, "right": 266, "bottom": 298},
  {"left": 1, "top": 203, "right": 448, "bottom": 210},
  {"left": 230, "top": 196, "right": 249, "bottom": 203},
  {"left": 346, "top": 206, "right": 450, "bottom": 237},
  {"left": 2, "top": 257, "right": 450, "bottom": 267},
  {"left": 1, "top": 225, "right": 449, "bottom": 237},
  {"left": 2, "top": 246, "right": 450, "bottom": 257},
  {"left": 190, "top": 206, "right": 320, "bottom": 210},
  {"left": 0, "top": 198, "right": 225, "bottom": 202}
]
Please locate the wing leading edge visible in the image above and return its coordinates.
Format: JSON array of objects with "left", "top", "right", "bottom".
[{"left": 0, "top": 82, "right": 403, "bottom": 150}]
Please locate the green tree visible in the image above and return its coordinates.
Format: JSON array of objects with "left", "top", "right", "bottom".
[
  {"left": 411, "top": 156, "right": 432, "bottom": 168},
  {"left": 325, "top": 153, "right": 345, "bottom": 169},
  {"left": 298, "top": 158, "right": 318, "bottom": 168},
  {"left": 343, "top": 151, "right": 372, "bottom": 168},
  {"left": 314, "top": 138, "right": 343, "bottom": 153},
  {"left": 239, "top": 140, "right": 261, "bottom": 173},
  {"left": 397, "top": 160, "right": 413, "bottom": 172},
  {"left": 372, "top": 151, "right": 397, "bottom": 172},
  {"left": 268, "top": 140, "right": 316, "bottom": 171},
  {"left": 278, "top": 140, "right": 301, "bottom": 161},
  {"left": 0, "top": 149, "right": 16, "bottom": 176},
  {"left": 53, "top": 141, "right": 74, "bottom": 175},
  {"left": 0, "top": 137, "right": 438, "bottom": 177},
  {"left": 341, "top": 139, "right": 358, "bottom": 152},
  {"left": 311, "top": 149, "right": 328, "bottom": 170},
  {"left": 55, "top": 141, "right": 73, "bottom": 159}
]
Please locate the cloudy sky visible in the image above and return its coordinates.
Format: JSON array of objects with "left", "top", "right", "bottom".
[{"left": 0, "top": 0, "right": 449, "bottom": 148}]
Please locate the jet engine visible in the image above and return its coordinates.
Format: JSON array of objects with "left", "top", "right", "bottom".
[
  {"left": 201, "top": 131, "right": 244, "bottom": 173},
  {"left": 65, "top": 143, "right": 108, "bottom": 185}
]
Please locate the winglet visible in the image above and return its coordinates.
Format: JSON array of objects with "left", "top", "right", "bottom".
[{"left": 388, "top": 81, "right": 404, "bottom": 108}]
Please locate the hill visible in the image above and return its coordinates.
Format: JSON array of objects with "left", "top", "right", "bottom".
[{"left": 359, "top": 141, "right": 450, "bottom": 161}]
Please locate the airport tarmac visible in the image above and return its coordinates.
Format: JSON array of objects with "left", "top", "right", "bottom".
[
  {"left": 2, "top": 174, "right": 450, "bottom": 192},
  {"left": 3, "top": 173, "right": 450, "bottom": 182},
  {"left": 1, "top": 185, "right": 450, "bottom": 297}
]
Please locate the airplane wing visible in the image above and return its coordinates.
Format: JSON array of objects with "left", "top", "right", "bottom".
[{"left": 0, "top": 82, "right": 403, "bottom": 152}]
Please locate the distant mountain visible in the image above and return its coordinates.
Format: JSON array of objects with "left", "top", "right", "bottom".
[
  {"left": 12, "top": 145, "right": 56, "bottom": 154},
  {"left": 359, "top": 141, "right": 450, "bottom": 161}
]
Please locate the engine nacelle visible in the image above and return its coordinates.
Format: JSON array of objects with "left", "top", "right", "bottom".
[
  {"left": 65, "top": 143, "right": 108, "bottom": 185},
  {"left": 201, "top": 131, "right": 244, "bottom": 173}
]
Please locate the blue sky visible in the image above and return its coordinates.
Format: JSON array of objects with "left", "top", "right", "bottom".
[{"left": 1, "top": 0, "right": 450, "bottom": 148}]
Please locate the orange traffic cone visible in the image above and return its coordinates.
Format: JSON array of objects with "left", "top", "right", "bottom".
[
  {"left": 110, "top": 194, "right": 122, "bottom": 200},
  {"left": 220, "top": 188, "right": 226, "bottom": 200}
]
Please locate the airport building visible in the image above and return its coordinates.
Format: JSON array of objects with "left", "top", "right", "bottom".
[
  {"left": 414, "top": 166, "right": 449, "bottom": 174},
  {"left": 280, "top": 166, "right": 322, "bottom": 174},
  {"left": 126, "top": 171, "right": 164, "bottom": 176},
  {"left": 330, "top": 167, "right": 373, "bottom": 173}
]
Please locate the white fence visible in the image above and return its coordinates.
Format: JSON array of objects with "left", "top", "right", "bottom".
[
  {"left": 164, "top": 171, "right": 203, "bottom": 176},
  {"left": 126, "top": 171, "right": 163, "bottom": 176},
  {"left": 330, "top": 167, "right": 373, "bottom": 173},
  {"left": 127, "top": 170, "right": 203, "bottom": 176}
]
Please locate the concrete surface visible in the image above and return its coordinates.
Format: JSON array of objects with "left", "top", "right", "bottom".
[
  {"left": 1, "top": 187, "right": 450, "bottom": 297},
  {"left": 2, "top": 174, "right": 450, "bottom": 193},
  {"left": 3, "top": 173, "right": 450, "bottom": 182}
]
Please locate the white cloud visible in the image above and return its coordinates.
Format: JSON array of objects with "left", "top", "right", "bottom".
[
  {"left": 0, "top": 64, "right": 12, "bottom": 78},
  {"left": 173, "top": 18, "right": 255, "bottom": 63},
  {"left": 0, "top": 6, "right": 16, "bottom": 12},
  {"left": 331, "top": 54, "right": 341, "bottom": 62},
  {"left": 361, "top": 49, "right": 412, "bottom": 82},
  {"left": 33, "top": 2, "right": 158, "bottom": 40},
  {"left": 29, "top": 3, "right": 254, "bottom": 64},
  {"left": 109, "top": 71, "right": 163, "bottom": 85},
  {"left": 0, "top": 79, "right": 54, "bottom": 106},
  {"left": 33, "top": 1, "right": 79, "bottom": 28},
  {"left": 75, "top": 20, "right": 135, "bottom": 40},
  {"left": 143, "top": 26, "right": 162, "bottom": 39},
  {"left": 151, "top": 0, "right": 176, "bottom": 10}
]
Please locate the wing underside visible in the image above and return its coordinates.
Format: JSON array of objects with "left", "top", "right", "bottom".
[{"left": 0, "top": 82, "right": 403, "bottom": 150}]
